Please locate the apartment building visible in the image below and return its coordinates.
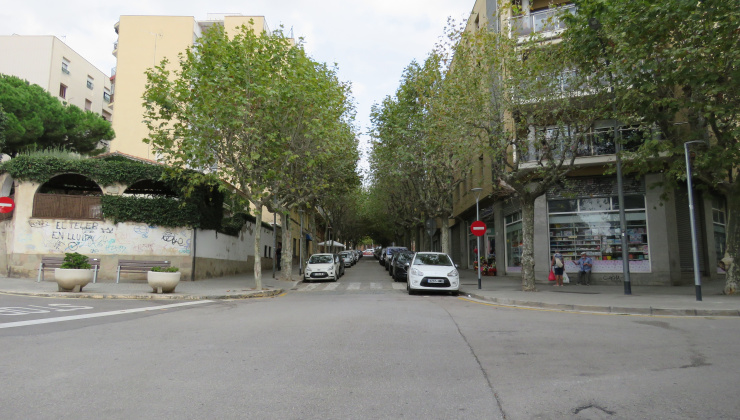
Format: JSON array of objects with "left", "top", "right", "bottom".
[
  {"left": 0, "top": 35, "right": 112, "bottom": 121},
  {"left": 447, "top": 0, "right": 727, "bottom": 287},
  {"left": 110, "top": 14, "right": 270, "bottom": 160}
]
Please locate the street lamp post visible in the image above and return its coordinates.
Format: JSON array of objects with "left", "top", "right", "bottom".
[
  {"left": 471, "top": 188, "right": 483, "bottom": 290},
  {"left": 685, "top": 140, "right": 706, "bottom": 301},
  {"left": 299, "top": 209, "right": 304, "bottom": 276}
]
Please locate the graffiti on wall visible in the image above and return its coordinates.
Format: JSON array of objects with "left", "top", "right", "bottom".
[{"left": 26, "top": 220, "right": 192, "bottom": 256}]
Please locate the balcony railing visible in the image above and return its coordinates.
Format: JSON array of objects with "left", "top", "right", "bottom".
[
  {"left": 509, "top": 4, "right": 576, "bottom": 38},
  {"left": 520, "top": 126, "right": 651, "bottom": 162}
]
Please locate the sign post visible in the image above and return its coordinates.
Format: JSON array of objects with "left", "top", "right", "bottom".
[{"left": 470, "top": 220, "right": 486, "bottom": 290}]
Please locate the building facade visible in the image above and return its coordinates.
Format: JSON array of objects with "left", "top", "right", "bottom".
[
  {"left": 110, "top": 14, "right": 270, "bottom": 160},
  {"left": 0, "top": 35, "right": 112, "bottom": 121},
  {"left": 448, "top": 0, "right": 727, "bottom": 287}
]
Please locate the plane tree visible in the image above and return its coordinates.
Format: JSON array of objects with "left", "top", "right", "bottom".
[
  {"left": 562, "top": 0, "right": 740, "bottom": 293},
  {"left": 143, "top": 23, "right": 355, "bottom": 289},
  {"left": 433, "top": 14, "right": 601, "bottom": 291}
]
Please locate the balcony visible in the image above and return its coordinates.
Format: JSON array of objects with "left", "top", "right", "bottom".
[
  {"left": 509, "top": 4, "right": 576, "bottom": 38},
  {"left": 520, "top": 126, "right": 652, "bottom": 163},
  {"left": 112, "top": 41, "right": 118, "bottom": 57}
]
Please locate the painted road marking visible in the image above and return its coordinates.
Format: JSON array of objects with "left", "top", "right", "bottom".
[
  {"left": 0, "top": 301, "right": 212, "bottom": 329},
  {"left": 347, "top": 283, "right": 361, "bottom": 290},
  {"left": 324, "top": 283, "right": 339, "bottom": 291},
  {"left": 0, "top": 303, "right": 93, "bottom": 316}
]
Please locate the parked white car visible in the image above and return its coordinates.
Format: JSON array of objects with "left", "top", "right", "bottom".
[
  {"left": 406, "top": 252, "right": 459, "bottom": 295},
  {"left": 304, "top": 253, "right": 340, "bottom": 282}
]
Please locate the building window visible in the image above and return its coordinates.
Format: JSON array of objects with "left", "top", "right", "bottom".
[
  {"left": 84, "top": 99, "right": 92, "bottom": 111},
  {"left": 102, "top": 110, "right": 112, "bottom": 121},
  {"left": 103, "top": 90, "right": 111, "bottom": 103},
  {"left": 59, "top": 83, "right": 67, "bottom": 99},
  {"left": 62, "top": 58, "right": 70, "bottom": 74},
  {"left": 712, "top": 196, "right": 726, "bottom": 268},
  {"left": 548, "top": 195, "right": 649, "bottom": 272},
  {"left": 505, "top": 211, "right": 522, "bottom": 268},
  {"left": 86, "top": 76, "right": 94, "bottom": 90}
]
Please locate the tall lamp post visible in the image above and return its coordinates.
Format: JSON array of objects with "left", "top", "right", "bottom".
[
  {"left": 685, "top": 140, "right": 706, "bottom": 301},
  {"left": 299, "top": 209, "right": 304, "bottom": 276},
  {"left": 471, "top": 188, "right": 483, "bottom": 289}
]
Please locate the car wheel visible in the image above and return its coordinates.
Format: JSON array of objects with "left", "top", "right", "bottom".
[
  {"left": 333, "top": 274, "right": 338, "bottom": 282},
  {"left": 449, "top": 290, "right": 458, "bottom": 297},
  {"left": 407, "top": 282, "right": 414, "bottom": 295}
]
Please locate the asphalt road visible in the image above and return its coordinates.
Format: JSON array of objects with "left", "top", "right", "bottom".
[{"left": 1, "top": 257, "right": 739, "bottom": 419}]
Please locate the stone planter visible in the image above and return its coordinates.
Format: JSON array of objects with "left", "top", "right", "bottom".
[
  {"left": 147, "top": 271, "right": 181, "bottom": 294},
  {"left": 54, "top": 268, "right": 94, "bottom": 292}
]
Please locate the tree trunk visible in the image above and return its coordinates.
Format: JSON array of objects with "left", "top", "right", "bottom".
[
  {"left": 253, "top": 210, "right": 263, "bottom": 290},
  {"left": 520, "top": 198, "right": 537, "bottom": 291},
  {"left": 723, "top": 187, "right": 740, "bottom": 294},
  {"left": 280, "top": 212, "right": 293, "bottom": 281},
  {"left": 441, "top": 222, "right": 450, "bottom": 255}
]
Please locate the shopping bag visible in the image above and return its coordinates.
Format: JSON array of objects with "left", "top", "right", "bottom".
[
  {"left": 563, "top": 271, "right": 570, "bottom": 284},
  {"left": 548, "top": 270, "right": 555, "bottom": 281}
]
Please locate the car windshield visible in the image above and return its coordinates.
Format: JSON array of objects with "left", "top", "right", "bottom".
[
  {"left": 413, "top": 254, "right": 453, "bottom": 266},
  {"left": 308, "top": 255, "right": 332, "bottom": 264},
  {"left": 397, "top": 253, "right": 412, "bottom": 263}
]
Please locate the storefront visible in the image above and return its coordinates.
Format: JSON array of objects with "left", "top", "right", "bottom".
[
  {"left": 547, "top": 195, "right": 651, "bottom": 273},
  {"left": 713, "top": 196, "right": 727, "bottom": 274},
  {"left": 504, "top": 210, "right": 522, "bottom": 272}
]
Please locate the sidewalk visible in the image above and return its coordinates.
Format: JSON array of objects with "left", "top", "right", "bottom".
[
  {"left": 1, "top": 266, "right": 738, "bottom": 317},
  {"left": 458, "top": 269, "right": 740, "bottom": 317},
  {"left": 0, "top": 271, "right": 302, "bottom": 301}
]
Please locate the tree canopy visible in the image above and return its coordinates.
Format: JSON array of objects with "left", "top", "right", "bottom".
[
  {"left": 0, "top": 74, "right": 114, "bottom": 156},
  {"left": 562, "top": 0, "right": 740, "bottom": 293},
  {"left": 143, "top": 23, "right": 358, "bottom": 288}
]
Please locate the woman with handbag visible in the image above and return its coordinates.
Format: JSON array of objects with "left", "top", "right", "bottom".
[{"left": 551, "top": 252, "right": 564, "bottom": 286}]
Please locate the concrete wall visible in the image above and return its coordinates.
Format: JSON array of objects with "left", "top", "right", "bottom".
[
  {"left": 0, "top": 175, "right": 277, "bottom": 281},
  {"left": 193, "top": 221, "right": 275, "bottom": 279}
]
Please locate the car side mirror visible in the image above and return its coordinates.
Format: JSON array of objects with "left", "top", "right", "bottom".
[
  {"left": 455, "top": 264, "right": 459, "bottom": 268},
  {"left": 405, "top": 263, "right": 410, "bottom": 268}
]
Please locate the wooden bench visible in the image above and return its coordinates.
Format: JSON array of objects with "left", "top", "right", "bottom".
[
  {"left": 37, "top": 256, "right": 100, "bottom": 283},
  {"left": 116, "top": 259, "right": 170, "bottom": 284}
]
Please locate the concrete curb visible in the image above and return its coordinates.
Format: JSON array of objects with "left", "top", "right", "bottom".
[
  {"left": 460, "top": 290, "right": 740, "bottom": 317},
  {"left": 0, "top": 288, "right": 285, "bottom": 300}
]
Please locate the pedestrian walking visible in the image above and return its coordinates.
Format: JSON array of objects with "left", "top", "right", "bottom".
[
  {"left": 276, "top": 243, "right": 282, "bottom": 271},
  {"left": 575, "top": 252, "right": 593, "bottom": 285},
  {"left": 551, "top": 252, "right": 564, "bottom": 286}
]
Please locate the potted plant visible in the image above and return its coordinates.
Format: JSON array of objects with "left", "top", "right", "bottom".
[
  {"left": 147, "top": 266, "right": 181, "bottom": 294},
  {"left": 55, "top": 252, "right": 94, "bottom": 292}
]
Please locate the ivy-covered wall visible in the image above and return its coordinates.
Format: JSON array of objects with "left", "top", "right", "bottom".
[{"left": 0, "top": 154, "right": 238, "bottom": 233}]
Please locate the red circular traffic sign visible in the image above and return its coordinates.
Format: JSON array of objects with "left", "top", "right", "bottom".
[
  {"left": 0, "top": 196, "right": 14, "bottom": 214},
  {"left": 470, "top": 220, "right": 486, "bottom": 237}
]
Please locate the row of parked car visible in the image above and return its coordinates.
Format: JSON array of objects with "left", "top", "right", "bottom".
[
  {"left": 303, "top": 250, "right": 363, "bottom": 282},
  {"left": 374, "top": 246, "right": 460, "bottom": 295}
]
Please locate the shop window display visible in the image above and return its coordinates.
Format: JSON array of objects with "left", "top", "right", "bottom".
[
  {"left": 713, "top": 196, "right": 727, "bottom": 273},
  {"left": 505, "top": 211, "right": 523, "bottom": 270},
  {"left": 548, "top": 196, "right": 650, "bottom": 272}
]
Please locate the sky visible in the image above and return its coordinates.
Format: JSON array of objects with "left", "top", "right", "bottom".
[{"left": 3, "top": 0, "right": 472, "bottom": 175}]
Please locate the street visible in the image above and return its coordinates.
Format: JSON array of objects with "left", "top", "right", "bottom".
[{"left": 1, "top": 258, "right": 739, "bottom": 419}]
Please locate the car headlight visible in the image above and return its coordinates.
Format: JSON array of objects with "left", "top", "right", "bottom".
[
  {"left": 447, "top": 269, "right": 459, "bottom": 277},
  {"left": 305, "top": 267, "right": 312, "bottom": 273},
  {"left": 410, "top": 268, "right": 424, "bottom": 277}
]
